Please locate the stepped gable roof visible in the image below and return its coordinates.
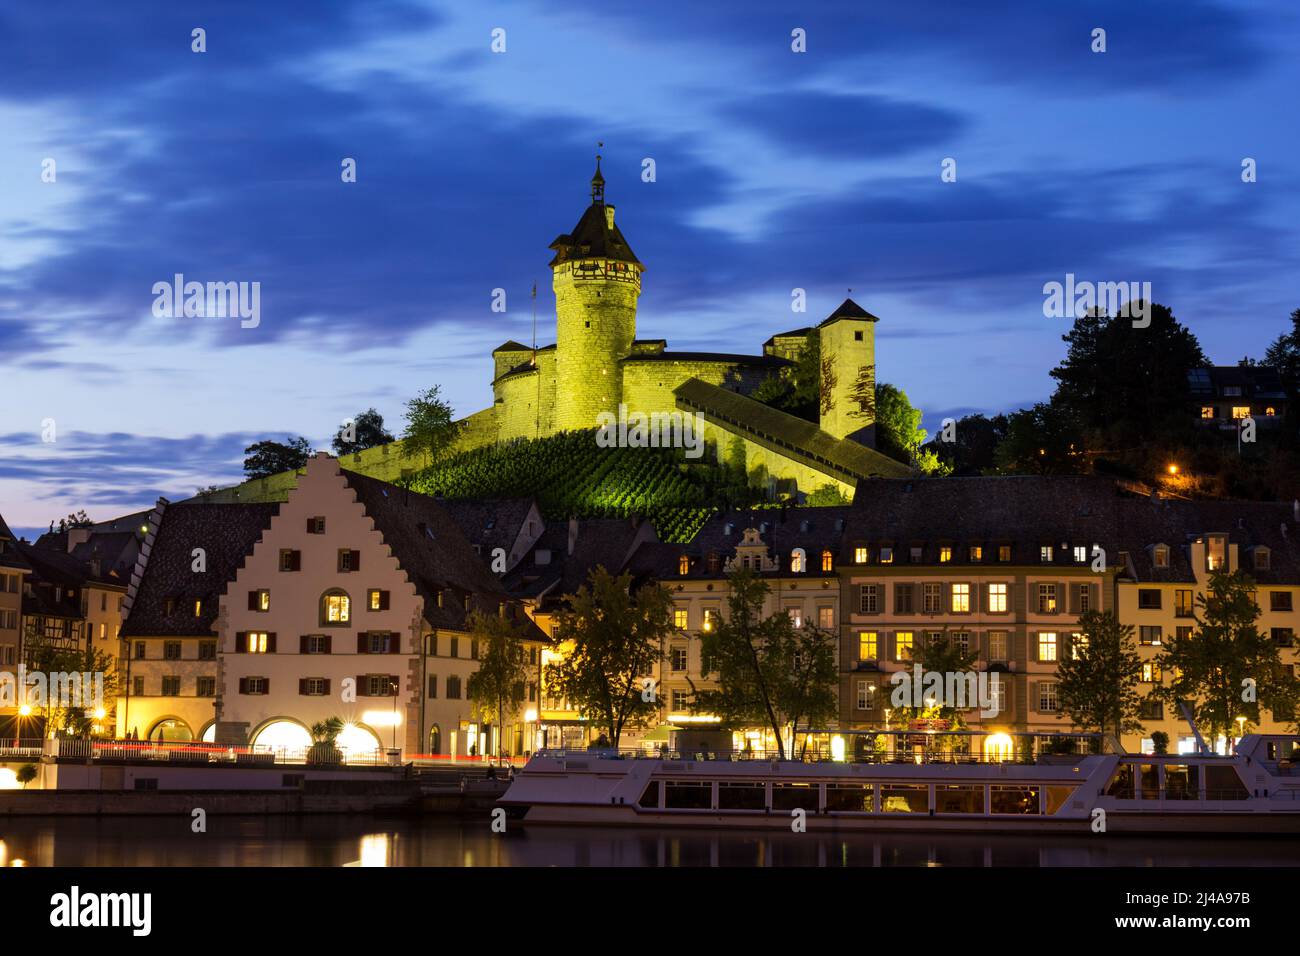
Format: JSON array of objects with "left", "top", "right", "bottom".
[
  {"left": 675, "top": 377, "right": 911, "bottom": 486},
  {"left": 0, "top": 511, "right": 31, "bottom": 570},
  {"left": 341, "top": 470, "right": 513, "bottom": 631},
  {"left": 504, "top": 517, "right": 654, "bottom": 603},
  {"left": 846, "top": 476, "right": 1127, "bottom": 565},
  {"left": 1118, "top": 498, "right": 1300, "bottom": 585},
  {"left": 120, "top": 503, "right": 278, "bottom": 638},
  {"left": 817, "top": 297, "right": 881, "bottom": 327},
  {"left": 622, "top": 351, "right": 791, "bottom": 367},
  {"left": 440, "top": 497, "right": 539, "bottom": 557}
]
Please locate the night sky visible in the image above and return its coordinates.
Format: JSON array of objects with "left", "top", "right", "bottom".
[{"left": 2, "top": 1, "right": 1297, "bottom": 539}]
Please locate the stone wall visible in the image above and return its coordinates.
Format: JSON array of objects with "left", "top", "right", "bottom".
[
  {"left": 553, "top": 260, "right": 639, "bottom": 431},
  {"left": 621, "top": 358, "right": 772, "bottom": 419}
]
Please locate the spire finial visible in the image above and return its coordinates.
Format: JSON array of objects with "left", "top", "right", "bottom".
[{"left": 591, "top": 141, "right": 605, "bottom": 203}]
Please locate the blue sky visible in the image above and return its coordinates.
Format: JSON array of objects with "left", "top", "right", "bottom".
[{"left": 2, "top": 0, "right": 1298, "bottom": 539}]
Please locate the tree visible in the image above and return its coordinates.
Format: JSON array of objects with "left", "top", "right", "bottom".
[
  {"left": 332, "top": 407, "right": 395, "bottom": 456},
  {"left": 1262, "top": 307, "right": 1300, "bottom": 395},
  {"left": 805, "top": 483, "right": 849, "bottom": 506},
  {"left": 545, "top": 567, "right": 675, "bottom": 748},
  {"left": 50, "top": 510, "right": 92, "bottom": 533},
  {"left": 992, "top": 402, "right": 1086, "bottom": 475},
  {"left": 16, "top": 764, "right": 37, "bottom": 788},
  {"left": 887, "top": 634, "right": 979, "bottom": 726},
  {"left": 926, "top": 413, "right": 1009, "bottom": 476},
  {"left": 1055, "top": 610, "right": 1144, "bottom": 740},
  {"left": 873, "top": 383, "right": 926, "bottom": 463},
  {"left": 1049, "top": 302, "right": 1206, "bottom": 443},
  {"left": 243, "top": 436, "right": 311, "bottom": 479},
  {"left": 690, "top": 568, "right": 837, "bottom": 757},
  {"left": 466, "top": 610, "right": 531, "bottom": 758},
  {"left": 22, "top": 639, "right": 122, "bottom": 737},
  {"left": 1156, "top": 569, "right": 1300, "bottom": 749},
  {"left": 402, "top": 385, "right": 465, "bottom": 465}
]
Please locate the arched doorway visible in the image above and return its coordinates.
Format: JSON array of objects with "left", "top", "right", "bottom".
[
  {"left": 428, "top": 724, "right": 442, "bottom": 756},
  {"left": 251, "top": 719, "right": 311, "bottom": 754},
  {"left": 199, "top": 722, "right": 216, "bottom": 744},
  {"left": 148, "top": 718, "right": 193, "bottom": 742},
  {"left": 984, "top": 732, "right": 1013, "bottom": 762},
  {"left": 337, "top": 723, "right": 383, "bottom": 761}
]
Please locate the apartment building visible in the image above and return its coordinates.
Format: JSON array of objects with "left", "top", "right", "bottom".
[
  {"left": 217, "top": 455, "right": 544, "bottom": 759},
  {"left": 840, "top": 477, "right": 1120, "bottom": 756},
  {"left": 1114, "top": 497, "right": 1300, "bottom": 754},
  {"left": 0, "top": 513, "right": 32, "bottom": 729},
  {"left": 118, "top": 499, "right": 278, "bottom": 740}
]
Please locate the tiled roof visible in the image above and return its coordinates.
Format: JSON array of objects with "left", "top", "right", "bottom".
[
  {"left": 341, "top": 470, "right": 513, "bottom": 631},
  {"left": 17, "top": 542, "right": 127, "bottom": 589},
  {"left": 818, "top": 297, "right": 881, "bottom": 326},
  {"left": 439, "top": 497, "right": 538, "bottom": 560},
  {"left": 120, "top": 503, "right": 278, "bottom": 637},
  {"left": 0, "top": 511, "right": 31, "bottom": 570},
  {"left": 676, "top": 378, "right": 912, "bottom": 485},
  {"left": 548, "top": 200, "right": 643, "bottom": 267},
  {"left": 503, "top": 517, "right": 655, "bottom": 603}
]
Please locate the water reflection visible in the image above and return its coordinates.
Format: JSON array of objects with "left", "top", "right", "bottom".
[{"left": 0, "top": 816, "right": 1294, "bottom": 867}]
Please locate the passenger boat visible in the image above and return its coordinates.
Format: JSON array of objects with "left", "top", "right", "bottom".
[{"left": 498, "top": 732, "right": 1300, "bottom": 834}]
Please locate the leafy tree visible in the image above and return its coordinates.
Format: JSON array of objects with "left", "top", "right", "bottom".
[
  {"left": 690, "top": 568, "right": 837, "bottom": 757},
  {"left": 50, "top": 510, "right": 92, "bottom": 533},
  {"left": 1049, "top": 302, "right": 1206, "bottom": 443},
  {"left": 805, "top": 483, "right": 849, "bottom": 506},
  {"left": 1156, "top": 569, "right": 1300, "bottom": 748},
  {"left": 22, "top": 639, "right": 122, "bottom": 737},
  {"left": 1055, "top": 610, "right": 1144, "bottom": 739},
  {"left": 887, "top": 634, "right": 978, "bottom": 726},
  {"left": 545, "top": 567, "right": 675, "bottom": 748},
  {"left": 992, "top": 402, "right": 1085, "bottom": 475},
  {"left": 16, "top": 764, "right": 37, "bottom": 788},
  {"left": 243, "top": 436, "right": 311, "bottom": 479},
  {"left": 1262, "top": 307, "right": 1300, "bottom": 395},
  {"left": 927, "top": 413, "right": 1009, "bottom": 476},
  {"left": 873, "top": 383, "right": 925, "bottom": 463},
  {"left": 466, "top": 609, "right": 532, "bottom": 756},
  {"left": 332, "top": 407, "right": 395, "bottom": 456},
  {"left": 402, "top": 385, "right": 465, "bottom": 465}
]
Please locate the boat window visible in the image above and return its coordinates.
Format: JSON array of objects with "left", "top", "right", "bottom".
[
  {"left": 1044, "top": 785, "right": 1077, "bottom": 814},
  {"left": 1204, "top": 765, "right": 1249, "bottom": 800},
  {"left": 936, "top": 785, "right": 983, "bottom": 814},
  {"left": 881, "top": 785, "right": 929, "bottom": 813},
  {"left": 825, "top": 784, "right": 874, "bottom": 812},
  {"left": 990, "top": 786, "right": 1039, "bottom": 814},
  {"left": 1139, "top": 764, "right": 1160, "bottom": 800},
  {"left": 637, "top": 780, "right": 661, "bottom": 809},
  {"left": 771, "top": 783, "right": 816, "bottom": 812},
  {"left": 664, "top": 781, "right": 711, "bottom": 810},
  {"left": 717, "top": 782, "right": 766, "bottom": 811},
  {"left": 1105, "top": 765, "right": 1134, "bottom": 799},
  {"left": 1164, "top": 764, "right": 1199, "bottom": 800}
]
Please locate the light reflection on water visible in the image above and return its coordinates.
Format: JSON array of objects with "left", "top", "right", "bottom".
[{"left": 0, "top": 816, "right": 1295, "bottom": 867}]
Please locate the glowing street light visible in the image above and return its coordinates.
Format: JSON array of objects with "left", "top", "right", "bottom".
[{"left": 1167, "top": 464, "right": 1179, "bottom": 475}]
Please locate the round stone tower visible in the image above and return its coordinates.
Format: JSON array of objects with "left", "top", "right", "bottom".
[{"left": 549, "top": 157, "right": 644, "bottom": 432}]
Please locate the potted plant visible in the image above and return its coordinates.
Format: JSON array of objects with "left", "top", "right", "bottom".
[
  {"left": 307, "top": 717, "right": 344, "bottom": 765},
  {"left": 16, "top": 764, "right": 37, "bottom": 789},
  {"left": 1151, "top": 731, "right": 1169, "bottom": 755}
]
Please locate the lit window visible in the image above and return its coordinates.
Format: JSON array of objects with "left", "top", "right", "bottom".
[
  {"left": 193, "top": 599, "right": 202, "bottom": 617},
  {"left": 1038, "top": 632, "right": 1057, "bottom": 661},
  {"left": 1040, "top": 546, "right": 1054, "bottom": 563},
  {"left": 1265, "top": 406, "right": 1276, "bottom": 417},
  {"left": 1231, "top": 406, "right": 1250, "bottom": 420},
  {"left": 1255, "top": 548, "right": 1271, "bottom": 571},
  {"left": 1141, "top": 662, "right": 1162, "bottom": 683},
  {"left": 854, "top": 547, "right": 868, "bottom": 564},
  {"left": 246, "top": 632, "right": 270, "bottom": 654},
  {"left": 674, "top": 608, "right": 688, "bottom": 630},
  {"left": 895, "top": 631, "right": 914, "bottom": 661},
  {"left": 998, "top": 545, "right": 1011, "bottom": 562},
  {"left": 702, "top": 608, "right": 719, "bottom": 632},
  {"left": 321, "top": 591, "right": 351, "bottom": 625},
  {"left": 939, "top": 546, "right": 952, "bottom": 564},
  {"left": 858, "top": 631, "right": 877, "bottom": 661},
  {"left": 1200, "top": 406, "right": 1215, "bottom": 419},
  {"left": 821, "top": 550, "right": 833, "bottom": 572},
  {"left": 1073, "top": 546, "right": 1087, "bottom": 563},
  {"left": 818, "top": 606, "right": 834, "bottom": 629},
  {"left": 987, "top": 583, "right": 1008, "bottom": 613},
  {"left": 1071, "top": 633, "right": 1087, "bottom": 660},
  {"left": 368, "top": 589, "right": 389, "bottom": 611},
  {"left": 1139, "top": 626, "right": 1162, "bottom": 646},
  {"left": 1206, "top": 536, "right": 1226, "bottom": 571},
  {"left": 1037, "top": 583, "right": 1057, "bottom": 614},
  {"left": 678, "top": 555, "right": 690, "bottom": 575},
  {"left": 790, "top": 548, "right": 806, "bottom": 573},
  {"left": 879, "top": 547, "right": 893, "bottom": 565},
  {"left": 969, "top": 546, "right": 982, "bottom": 563},
  {"left": 787, "top": 606, "right": 803, "bottom": 628},
  {"left": 1153, "top": 545, "right": 1169, "bottom": 569},
  {"left": 951, "top": 583, "right": 970, "bottom": 613}
]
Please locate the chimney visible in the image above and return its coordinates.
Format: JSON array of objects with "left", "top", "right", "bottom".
[
  {"left": 568, "top": 517, "right": 579, "bottom": 556},
  {"left": 605, "top": 205, "right": 616, "bottom": 229}
]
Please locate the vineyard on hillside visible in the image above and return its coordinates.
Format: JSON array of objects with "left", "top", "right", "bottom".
[{"left": 405, "top": 430, "right": 758, "bottom": 542}]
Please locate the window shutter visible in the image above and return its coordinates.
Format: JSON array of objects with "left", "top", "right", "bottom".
[
  {"left": 239, "top": 677, "right": 249, "bottom": 694},
  {"left": 351, "top": 550, "right": 361, "bottom": 571},
  {"left": 322, "top": 679, "right": 331, "bottom": 696},
  {"left": 263, "top": 678, "right": 270, "bottom": 694},
  {"left": 266, "top": 633, "right": 277, "bottom": 653},
  {"left": 1067, "top": 583, "right": 1079, "bottom": 615},
  {"left": 299, "top": 678, "right": 308, "bottom": 695},
  {"left": 299, "top": 635, "right": 309, "bottom": 654},
  {"left": 1012, "top": 582, "right": 1026, "bottom": 616},
  {"left": 1029, "top": 680, "right": 1039, "bottom": 713},
  {"left": 357, "top": 634, "right": 369, "bottom": 654},
  {"left": 388, "top": 632, "right": 400, "bottom": 654},
  {"left": 306, "top": 518, "right": 314, "bottom": 533},
  {"left": 233, "top": 632, "right": 245, "bottom": 653},
  {"left": 291, "top": 550, "right": 301, "bottom": 571},
  {"left": 1057, "top": 581, "right": 1067, "bottom": 614},
  {"left": 248, "top": 591, "right": 258, "bottom": 610},
  {"left": 323, "top": 635, "right": 332, "bottom": 654},
  {"left": 380, "top": 590, "right": 390, "bottom": 611},
  {"left": 357, "top": 675, "right": 369, "bottom": 696},
  {"left": 1089, "top": 583, "right": 1100, "bottom": 613}
]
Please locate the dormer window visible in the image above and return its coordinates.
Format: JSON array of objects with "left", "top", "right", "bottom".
[
  {"left": 853, "top": 546, "right": 868, "bottom": 565},
  {"left": 706, "top": 552, "right": 721, "bottom": 574},
  {"left": 998, "top": 545, "right": 1012, "bottom": 562},
  {"left": 1040, "top": 545, "right": 1054, "bottom": 563},
  {"left": 1254, "top": 547, "right": 1271, "bottom": 571},
  {"left": 821, "top": 550, "right": 833, "bottom": 572},
  {"left": 938, "top": 546, "right": 951, "bottom": 564},
  {"left": 879, "top": 547, "right": 894, "bottom": 565},
  {"left": 790, "top": 548, "right": 807, "bottom": 573},
  {"left": 1206, "top": 535, "right": 1226, "bottom": 571},
  {"left": 1153, "top": 545, "right": 1170, "bottom": 569},
  {"left": 678, "top": 555, "right": 690, "bottom": 576},
  {"left": 910, "top": 546, "right": 923, "bottom": 562},
  {"left": 800, "top": 520, "right": 810, "bottom": 533},
  {"left": 969, "top": 546, "right": 982, "bottom": 563}
]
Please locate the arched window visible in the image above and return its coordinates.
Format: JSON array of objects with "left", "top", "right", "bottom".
[
  {"left": 678, "top": 554, "right": 690, "bottom": 576},
  {"left": 790, "top": 548, "right": 806, "bottom": 573},
  {"left": 320, "top": 589, "right": 351, "bottom": 626},
  {"left": 1266, "top": 406, "right": 1276, "bottom": 417},
  {"left": 821, "top": 550, "right": 833, "bottom": 572},
  {"left": 429, "top": 724, "right": 442, "bottom": 756}
]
